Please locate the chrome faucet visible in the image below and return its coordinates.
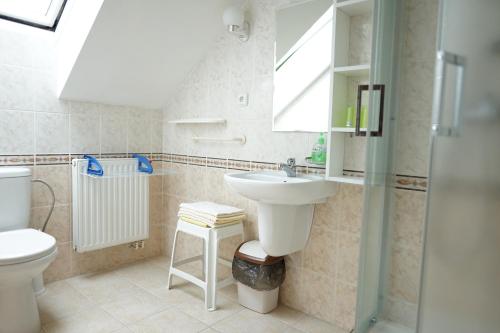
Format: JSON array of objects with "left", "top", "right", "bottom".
[{"left": 279, "top": 158, "right": 297, "bottom": 177}]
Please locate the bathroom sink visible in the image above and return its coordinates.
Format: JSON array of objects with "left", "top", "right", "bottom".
[
  {"left": 224, "top": 171, "right": 337, "bottom": 256},
  {"left": 224, "top": 171, "right": 336, "bottom": 205}
]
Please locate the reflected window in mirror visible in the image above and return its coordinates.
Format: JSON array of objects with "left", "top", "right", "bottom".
[{"left": 272, "top": 0, "right": 333, "bottom": 132}]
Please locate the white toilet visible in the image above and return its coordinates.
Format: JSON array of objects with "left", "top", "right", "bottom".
[{"left": 0, "top": 167, "right": 57, "bottom": 333}]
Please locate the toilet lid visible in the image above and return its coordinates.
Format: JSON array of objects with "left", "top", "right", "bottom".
[{"left": 0, "top": 229, "right": 57, "bottom": 265}]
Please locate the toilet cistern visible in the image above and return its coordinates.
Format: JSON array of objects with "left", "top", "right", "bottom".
[{"left": 224, "top": 171, "right": 337, "bottom": 256}]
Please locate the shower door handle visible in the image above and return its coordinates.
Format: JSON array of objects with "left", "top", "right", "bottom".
[{"left": 432, "top": 50, "right": 465, "bottom": 137}]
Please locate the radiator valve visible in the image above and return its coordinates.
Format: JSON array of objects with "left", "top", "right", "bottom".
[{"left": 129, "top": 240, "right": 145, "bottom": 249}]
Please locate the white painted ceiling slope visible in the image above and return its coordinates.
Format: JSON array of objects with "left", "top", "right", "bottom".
[{"left": 58, "top": 0, "right": 231, "bottom": 109}]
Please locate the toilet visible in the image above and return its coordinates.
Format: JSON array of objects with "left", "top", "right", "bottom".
[{"left": 0, "top": 167, "right": 57, "bottom": 333}]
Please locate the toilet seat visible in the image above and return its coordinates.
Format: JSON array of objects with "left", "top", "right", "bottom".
[{"left": 0, "top": 229, "right": 56, "bottom": 266}]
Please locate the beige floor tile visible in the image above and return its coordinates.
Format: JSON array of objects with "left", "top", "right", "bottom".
[
  {"left": 128, "top": 308, "right": 207, "bottom": 333},
  {"left": 212, "top": 309, "right": 296, "bottom": 333},
  {"left": 111, "top": 328, "right": 134, "bottom": 333},
  {"left": 143, "top": 256, "right": 171, "bottom": 269},
  {"left": 43, "top": 307, "right": 124, "bottom": 333},
  {"left": 100, "top": 286, "right": 173, "bottom": 325},
  {"left": 176, "top": 293, "right": 244, "bottom": 326},
  {"left": 37, "top": 280, "right": 95, "bottom": 324},
  {"left": 66, "top": 270, "right": 136, "bottom": 304},
  {"left": 114, "top": 261, "right": 171, "bottom": 290},
  {"left": 219, "top": 284, "right": 238, "bottom": 302},
  {"left": 292, "top": 313, "right": 347, "bottom": 333},
  {"left": 266, "top": 305, "right": 304, "bottom": 326},
  {"left": 200, "top": 329, "right": 221, "bottom": 333}
]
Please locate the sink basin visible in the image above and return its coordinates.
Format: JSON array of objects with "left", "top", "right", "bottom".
[
  {"left": 224, "top": 171, "right": 337, "bottom": 256},
  {"left": 224, "top": 171, "right": 337, "bottom": 205}
]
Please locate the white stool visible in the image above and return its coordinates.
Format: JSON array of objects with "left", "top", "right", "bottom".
[{"left": 167, "top": 219, "right": 244, "bottom": 311}]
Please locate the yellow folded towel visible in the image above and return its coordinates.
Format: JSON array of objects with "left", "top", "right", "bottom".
[
  {"left": 178, "top": 202, "right": 246, "bottom": 227},
  {"left": 179, "top": 215, "right": 242, "bottom": 228},
  {"left": 179, "top": 202, "right": 245, "bottom": 219}
]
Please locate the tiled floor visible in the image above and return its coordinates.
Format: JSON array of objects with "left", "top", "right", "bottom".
[{"left": 37, "top": 256, "right": 346, "bottom": 333}]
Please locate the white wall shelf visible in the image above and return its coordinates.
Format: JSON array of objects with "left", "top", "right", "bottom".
[
  {"left": 336, "top": 0, "right": 372, "bottom": 16},
  {"left": 325, "top": 0, "right": 374, "bottom": 184},
  {"left": 334, "top": 64, "right": 370, "bottom": 77},
  {"left": 192, "top": 136, "right": 246, "bottom": 144},
  {"left": 326, "top": 175, "right": 364, "bottom": 185},
  {"left": 168, "top": 118, "right": 226, "bottom": 125},
  {"left": 332, "top": 127, "right": 368, "bottom": 133}
]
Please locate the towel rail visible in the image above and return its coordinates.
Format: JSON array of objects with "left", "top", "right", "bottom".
[{"left": 192, "top": 136, "right": 246, "bottom": 144}]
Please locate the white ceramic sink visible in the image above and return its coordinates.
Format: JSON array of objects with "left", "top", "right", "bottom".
[
  {"left": 224, "top": 171, "right": 337, "bottom": 256},
  {"left": 224, "top": 171, "right": 337, "bottom": 205}
]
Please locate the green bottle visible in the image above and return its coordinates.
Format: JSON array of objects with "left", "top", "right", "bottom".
[{"left": 312, "top": 133, "right": 326, "bottom": 164}]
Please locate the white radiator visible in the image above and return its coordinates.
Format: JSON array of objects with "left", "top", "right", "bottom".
[{"left": 72, "top": 158, "right": 149, "bottom": 253}]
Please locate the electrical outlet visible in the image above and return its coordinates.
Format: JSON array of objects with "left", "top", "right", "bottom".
[{"left": 238, "top": 93, "right": 249, "bottom": 106}]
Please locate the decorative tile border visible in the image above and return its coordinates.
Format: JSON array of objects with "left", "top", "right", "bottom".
[
  {"left": 394, "top": 174, "right": 428, "bottom": 192},
  {"left": 228, "top": 159, "right": 252, "bottom": 171},
  {"left": 0, "top": 153, "right": 428, "bottom": 192},
  {"left": 343, "top": 169, "right": 364, "bottom": 179},
  {"left": 188, "top": 155, "right": 207, "bottom": 167},
  {"left": 36, "top": 154, "right": 71, "bottom": 165},
  {"left": 250, "top": 161, "right": 278, "bottom": 171},
  {"left": 0, "top": 155, "right": 35, "bottom": 166}
]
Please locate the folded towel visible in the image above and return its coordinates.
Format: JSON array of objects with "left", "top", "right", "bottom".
[
  {"left": 179, "top": 215, "right": 242, "bottom": 228},
  {"left": 178, "top": 211, "right": 245, "bottom": 226},
  {"left": 179, "top": 202, "right": 244, "bottom": 219},
  {"left": 178, "top": 201, "right": 245, "bottom": 227}
]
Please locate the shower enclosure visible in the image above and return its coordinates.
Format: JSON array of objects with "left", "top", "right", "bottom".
[{"left": 356, "top": 0, "right": 500, "bottom": 332}]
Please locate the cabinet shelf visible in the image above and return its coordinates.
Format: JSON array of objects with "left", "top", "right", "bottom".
[
  {"left": 332, "top": 127, "right": 368, "bottom": 133},
  {"left": 336, "top": 0, "right": 372, "bottom": 16},
  {"left": 334, "top": 64, "right": 370, "bottom": 77},
  {"left": 326, "top": 175, "right": 364, "bottom": 185}
]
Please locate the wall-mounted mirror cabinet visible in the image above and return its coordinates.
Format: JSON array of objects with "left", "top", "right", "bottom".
[{"left": 272, "top": 0, "right": 333, "bottom": 132}]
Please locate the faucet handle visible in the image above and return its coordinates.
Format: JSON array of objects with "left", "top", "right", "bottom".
[{"left": 286, "top": 158, "right": 296, "bottom": 167}]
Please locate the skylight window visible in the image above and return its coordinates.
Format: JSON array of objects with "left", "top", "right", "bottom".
[{"left": 0, "top": 0, "right": 67, "bottom": 31}]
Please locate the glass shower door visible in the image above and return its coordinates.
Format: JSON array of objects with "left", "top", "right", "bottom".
[
  {"left": 417, "top": 0, "right": 500, "bottom": 332},
  {"left": 355, "top": 0, "right": 402, "bottom": 332}
]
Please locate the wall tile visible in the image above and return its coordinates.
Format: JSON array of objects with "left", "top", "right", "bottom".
[
  {"left": 395, "top": 118, "right": 431, "bottom": 177},
  {"left": 302, "top": 270, "right": 336, "bottom": 325},
  {"left": 404, "top": 0, "right": 439, "bottom": 64},
  {"left": 101, "top": 108, "right": 128, "bottom": 153},
  {"left": 70, "top": 105, "right": 101, "bottom": 155},
  {"left": 35, "top": 112, "right": 70, "bottom": 154},
  {"left": 0, "top": 109, "right": 34, "bottom": 154},
  {"left": 333, "top": 282, "right": 357, "bottom": 331},
  {"left": 0, "top": 29, "right": 33, "bottom": 67},
  {"left": 303, "top": 225, "right": 337, "bottom": 277},
  {"left": 45, "top": 242, "right": 73, "bottom": 282},
  {"left": 33, "top": 70, "right": 69, "bottom": 113},
  {"left": 30, "top": 205, "right": 71, "bottom": 243},
  {"left": 128, "top": 109, "right": 151, "bottom": 154},
  {"left": 32, "top": 164, "right": 70, "bottom": 206},
  {"left": 0, "top": 65, "right": 33, "bottom": 110},
  {"left": 390, "top": 245, "right": 421, "bottom": 304},
  {"left": 392, "top": 189, "right": 426, "bottom": 250}
]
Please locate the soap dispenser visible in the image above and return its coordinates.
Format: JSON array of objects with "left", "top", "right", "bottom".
[{"left": 311, "top": 133, "right": 326, "bottom": 164}]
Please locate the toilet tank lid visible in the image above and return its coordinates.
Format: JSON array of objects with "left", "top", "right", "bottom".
[{"left": 0, "top": 167, "right": 31, "bottom": 178}]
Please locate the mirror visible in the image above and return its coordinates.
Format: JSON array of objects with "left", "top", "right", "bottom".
[{"left": 272, "top": 0, "right": 333, "bottom": 132}]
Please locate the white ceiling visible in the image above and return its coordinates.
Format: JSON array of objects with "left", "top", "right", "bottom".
[{"left": 58, "top": 0, "right": 231, "bottom": 109}]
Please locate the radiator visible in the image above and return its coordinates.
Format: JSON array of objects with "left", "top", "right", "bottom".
[{"left": 72, "top": 158, "right": 149, "bottom": 252}]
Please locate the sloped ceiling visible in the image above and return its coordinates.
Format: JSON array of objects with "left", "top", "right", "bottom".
[{"left": 58, "top": 0, "right": 230, "bottom": 109}]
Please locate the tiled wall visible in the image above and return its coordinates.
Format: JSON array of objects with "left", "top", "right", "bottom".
[
  {"left": 0, "top": 21, "right": 163, "bottom": 282},
  {"left": 161, "top": 0, "right": 437, "bottom": 330},
  {"left": 158, "top": 155, "right": 363, "bottom": 330}
]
